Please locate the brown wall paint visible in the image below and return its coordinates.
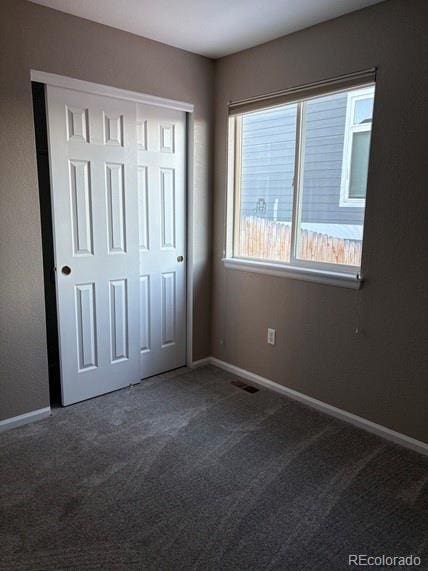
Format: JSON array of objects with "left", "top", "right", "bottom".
[
  {"left": 212, "top": 0, "right": 428, "bottom": 443},
  {"left": 0, "top": 0, "right": 214, "bottom": 420}
]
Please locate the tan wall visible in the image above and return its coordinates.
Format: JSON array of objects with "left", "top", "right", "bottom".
[
  {"left": 212, "top": 0, "right": 428, "bottom": 443},
  {"left": 0, "top": 0, "right": 214, "bottom": 420}
]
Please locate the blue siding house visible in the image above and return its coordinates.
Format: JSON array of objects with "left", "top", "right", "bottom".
[{"left": 240, "top": 91, "right": 367, "bottom": 241}]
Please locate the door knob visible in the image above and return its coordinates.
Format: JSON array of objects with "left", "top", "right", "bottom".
[
  {"left": 61, "top": 265, "right": 72, "bottom": 275},
  {"left": 177, "top": 256, "right": 184, "bottom": 263}
]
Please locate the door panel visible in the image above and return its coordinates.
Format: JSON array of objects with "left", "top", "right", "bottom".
[
  {"left": 109, "top": 278, "right": 129, "bottom": 362},
  {"left": 46, "top": 86, "right": 140, "bottom": 405},
  {"left": 106, "top": 163, "right": 126, "bottom": 253},
  {"left": 75, "top": 283, "right": 97, "bottom": 371},
  {"left": 161, "top": 271, "right": 176, "bottom": 347},
  {"left": 69, "top": 160, "right": 93, "bottom": 256},
  {"left": 137, "top": 104, "right": 186, "bottom": 378},
  {"left": 139, "top": 275, "right": 151, "bottom": 353},
  {"left": 138, "top": 166, "right": 149, "bottom": 251}
]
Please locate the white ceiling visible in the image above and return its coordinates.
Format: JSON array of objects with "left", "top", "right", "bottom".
[{"left": 29, "top": 0, "right": 385, "bottom": 59}]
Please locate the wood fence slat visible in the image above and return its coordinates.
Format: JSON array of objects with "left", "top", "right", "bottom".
[{"left": 238, "top": 216, "right": 361, "bottom": 267}]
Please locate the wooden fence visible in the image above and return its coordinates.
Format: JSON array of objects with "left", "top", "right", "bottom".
[{"left": 238, "top": 216, "right": 361, "bottom": 267}]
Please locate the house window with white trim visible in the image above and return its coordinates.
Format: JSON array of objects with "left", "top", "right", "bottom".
[
  {"left": 340, "top": 86, "right": 375, "bottom": 206},
  {"left": 226, "top": 80, "right": 376, "bottom": 279}
]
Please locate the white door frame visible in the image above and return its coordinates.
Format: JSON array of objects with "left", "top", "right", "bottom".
[{"left": 31, "top": 69, "right": 196, "bottom": 369}]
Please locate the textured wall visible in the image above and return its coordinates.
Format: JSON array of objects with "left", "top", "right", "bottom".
[
  {"left": 0, "top": 0, "right": 214, "bottom": 420},
  {"left": 212, "top": 0, "right": 428, "bottom": 442}
]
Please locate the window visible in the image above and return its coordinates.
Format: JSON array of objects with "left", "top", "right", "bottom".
[
  {"left": 227, "top": 82, "right": 376, "bottom": 282},
  {"left": 340, "top": 87, "right": 375, "bottom": 206}
]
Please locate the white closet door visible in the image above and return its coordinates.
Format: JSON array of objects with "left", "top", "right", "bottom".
[
  {"left": 46, "top": 86, "right": 140, "bottom": 405},
  {"left": 137, "top": 104, "right": 187, "bottom": 378}
]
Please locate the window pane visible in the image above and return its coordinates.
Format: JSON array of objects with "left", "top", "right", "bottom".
[
  {"left": 296, "top": 90, "right": 368, "bottom": 267},
  {"left": 353, "top": 97, "right": 374, "bottom": 125},
  {"left": 236, "top": 104, "right": 297, "bottom": 262},
  {"left": 349, "top": 130, "right": 370, "bottom": 198}
]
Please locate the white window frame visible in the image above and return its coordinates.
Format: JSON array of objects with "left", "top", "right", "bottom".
[
  {"left": 224, "top": 83, "right": 375, "bottom": 288},
  {"left": 339, "top": 86, "right": 375, "bottom": 207}
]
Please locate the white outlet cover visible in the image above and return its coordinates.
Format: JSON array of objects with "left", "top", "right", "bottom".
[{"left": 267, "top": 328, "right": 276, "bottom": 345}]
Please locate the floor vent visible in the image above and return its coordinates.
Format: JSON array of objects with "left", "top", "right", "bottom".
[
  {"left": 231, "top": 380, "right": 260, "bottom": 393},
  {"left": 242, "top": 385, "right": 259, "bottom": 393}
]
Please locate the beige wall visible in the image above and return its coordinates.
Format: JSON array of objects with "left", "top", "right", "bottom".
[
  {"left": 0, "top": 0, "right": 214, "bottom": 420},
  {"left": 212, "top": 0, "right": 428, "bottom": 443}
]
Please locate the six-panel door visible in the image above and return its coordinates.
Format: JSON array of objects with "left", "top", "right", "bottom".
[
  {"left": 136, "top": 104, "right": 187, "bottom": 378},
  {"left": 47, "top": 86, "right": 187, "bottom": 405}
]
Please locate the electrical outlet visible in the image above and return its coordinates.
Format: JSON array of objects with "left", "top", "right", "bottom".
[{"left": 267, "top": 328, "right": 276, "bottom": 345}]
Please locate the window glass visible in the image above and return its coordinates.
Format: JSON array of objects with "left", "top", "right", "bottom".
[
  {"left": 296, "top": 91, "right": 366, "bottom": 267},
  {"left": 353, "top": 97, "right": 374, "bottom": 125},
  {"left": 230, "top": 83, "right": 375, "bottom": 272},
  {"left": 236, "top": 104, "right": 297, "bottom": 262},
  {"left": 349, "top": 130, "right": 371, "bottom": 199}
]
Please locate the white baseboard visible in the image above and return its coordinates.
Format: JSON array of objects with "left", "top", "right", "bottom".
[
  {"left": 189, "top": 357, "right": 212, "bottom": 368},
  {"left": 209, "top": 357, "right": 428, "bottom": 457},
  {"left": 1, "top": 361, "right": 426, "bottom": 456},
  {"left": 0, "top": 407, "right": 51, "bottom": 433}
]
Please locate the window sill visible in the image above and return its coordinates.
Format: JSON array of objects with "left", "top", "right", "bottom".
[{"left": 222, "top": 258, "right": 362, "bottom": 289}]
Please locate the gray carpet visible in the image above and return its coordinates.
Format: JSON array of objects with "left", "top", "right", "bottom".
[{"left": 1, "top": 365, "right": 427, "bottom": 570}]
